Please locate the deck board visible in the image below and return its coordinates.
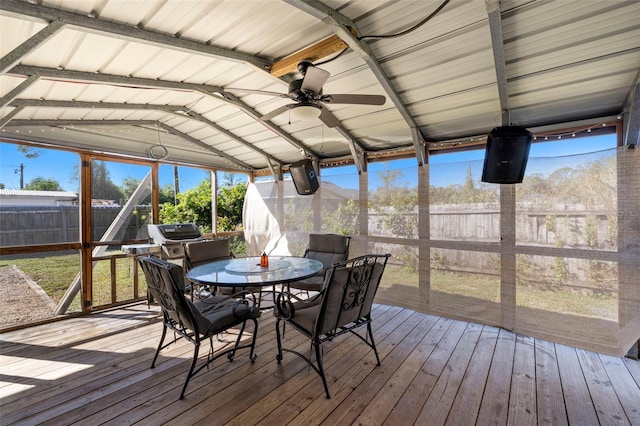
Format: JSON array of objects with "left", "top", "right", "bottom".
[
  {"left": 476, "top": 327, "right": 516, "bottom": 425},
  {"left": 1, "top": 303, "right": 638, "bottom": 426},
  {"left": 577, "top": 348, "right": 631, "bottom": 425},
  {"left": 445, "top": 325, "right": 499, "bottom": 425},
  {"left": 352, "top": 314, "right": 442, "bottom": 426},
  {"left": 509, "top": 334, "right": 537, "bottom": 425},
  {"left": 384, "top": 318, "right": 466, "bottom": 425},
  {"left": 415, "top": 322, "right": 483, "bottom": 425},
  {"left": 535, "top": 338, "right": 567, "bottom": 425},
  {"left": 554, "top": 343, "right": 600, "bottom": 425}
]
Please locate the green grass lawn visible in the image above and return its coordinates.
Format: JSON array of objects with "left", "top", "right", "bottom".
[
  {"left": 0, "top": 250, "right": 147, "bottom": 313},
  {"left": 381, "top": 263, "right": 617, "bottom": 321},
  {"left": 1, "top": 255, "right": 617, "bottom": 321},
  {"left": 0, "top": 251, "right": 81, "bottom": 311}
]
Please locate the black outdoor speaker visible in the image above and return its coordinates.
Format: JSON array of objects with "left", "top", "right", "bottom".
[
  {"left": 290, "top": 159, "right": 319, "bottom": 195},
  {"left": 481, "top": 126, "right": 533, "bottom": 184}
]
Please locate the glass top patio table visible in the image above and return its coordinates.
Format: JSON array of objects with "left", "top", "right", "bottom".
[{"left": 186, "top": 256, "right": 323, "bottom": 287}]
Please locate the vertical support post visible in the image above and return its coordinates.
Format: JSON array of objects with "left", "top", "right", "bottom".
[
  {"left": 151, "top": 162, "right": 159, "bottom": 225},
  {"left": 80, "top": 154, "right": 93, "bottom": 312},
  {"left": 212, "top": 170, "right": 218, "bottom": 236},
  {"left": 133, "top": 253, "right": 140, "bottom": 299},
  {"left": 418, "top": 160, "right": 430, "bottom": 309},
  {"left": 277, "top": 179, "right": 284, "bottom": 235},
  {"left": 500, "top": 184, "right": 516, "bottom": 330},
  {"left": 312, "top": 160, "right": 322, "bottom": 232},
  {"left": 355, "top": 168, "right": 368, "bottom": 257},
  {"left": 110, "top": 256, "right": 117, "bottom": 303},
  {"left": 617, "top": 134, "right": 640, "bottom": 356}
]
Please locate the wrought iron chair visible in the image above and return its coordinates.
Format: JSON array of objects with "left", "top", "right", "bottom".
[
  {"left": 274, "top": 253, "right": 390, "bottom": 399},
  {"left": 184, "top": 239, "right": 270, "bottom": 306},
  {"left": 139, "top": 256, "right": 259, "bottom": 399},
  {"left": 184, "top": 239, "right": 234, "bottom": 298},
  {"left": 288, "top": 233, "right": 351, "bottom": 294}
]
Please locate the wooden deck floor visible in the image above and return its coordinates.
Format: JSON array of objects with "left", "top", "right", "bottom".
[{"left": 1, "top": 303, "right": 639, "bottom": 425}]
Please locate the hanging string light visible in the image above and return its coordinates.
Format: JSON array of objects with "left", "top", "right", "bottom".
[
  {"left": 425, "top": 121, "right": 616, "bottom": 149},
  {"left": 532, "top": 122, "right": 614, "bottom": 141}
]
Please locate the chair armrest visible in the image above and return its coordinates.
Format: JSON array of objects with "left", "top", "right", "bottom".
[
  {"left": 195, "top": 288, "right": 253, "bottom": 302},
  {"left": 275, "top": 290, "right": 323, "bottom": 320},
  {"left": 275, "top": 291, "right": 295, "bottom": 320},
  {"left": 195, "top": 289, "right": 258, "bottom": 320},
  {"left": 229, "top": 289, "right": 259, "bottom": 319},
  {"left": 231, "top": 297, "right": 258, "bottom": 320}
]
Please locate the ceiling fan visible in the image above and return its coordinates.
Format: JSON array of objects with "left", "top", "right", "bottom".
[{"left": 230, "top": 60, "right": 386, "bottom": 127}]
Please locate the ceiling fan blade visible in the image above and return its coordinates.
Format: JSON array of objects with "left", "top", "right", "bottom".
[
  {"left": 319, "top": 105, "right": 341, "bottom": 128},
  {"left": 322, "top": 94, "right": 386, "bottom": 105},
  {"left": 260, "top": 104, "right": 292, "bottom": 121},
  {"left": 300, "top": 66, "right": 330, "bottom": 95}
]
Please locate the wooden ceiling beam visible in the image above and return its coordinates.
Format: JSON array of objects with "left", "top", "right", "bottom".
[{"left": 270, "top": 34, "right": 347, "bottom": 77}]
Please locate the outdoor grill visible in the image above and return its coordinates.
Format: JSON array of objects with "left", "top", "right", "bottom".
[{"left": 147, "top": 223, "right": 204, "bottom": 259}]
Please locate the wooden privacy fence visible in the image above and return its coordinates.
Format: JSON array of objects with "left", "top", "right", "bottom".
[
  {"left": 2, "top": 204, "right": 615, "bottom": 251},
  {"left": 368, "top": 203, "right": 616, "bottom": 249},
  {"left": 369, "top": 203, "right": 618, "bottom": 295},
  {"left": 2, "top": 204, "right": 617, "bottom": 294},
  {"left": 0, "top": 206, "right": 152, "bottom": 246}
]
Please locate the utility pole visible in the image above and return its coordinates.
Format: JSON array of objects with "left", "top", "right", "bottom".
[
  {"left": 173, "top": 165, "right": 180, "bottom": 204},
  {"left": 15, "top": 163, "right": 24, "bottom": 189}
]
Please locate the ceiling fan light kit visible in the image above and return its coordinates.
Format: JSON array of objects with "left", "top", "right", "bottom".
[{"left": 291, "top": 103, "right": 322, "bottom": 121}]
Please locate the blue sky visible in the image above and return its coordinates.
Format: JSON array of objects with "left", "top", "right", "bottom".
[
  {"left": 0, "top": 133, "right": 616, "bottom": 192},
  {"left": 322, "top": 133, "right": 617, "bottom": 189},
  {"left": 0, "top": 143, "right": 247, "bottom": 192}
]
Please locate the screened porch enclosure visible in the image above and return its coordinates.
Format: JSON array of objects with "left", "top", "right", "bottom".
[
  {"left": 244, "top": 137, "right": 639, "bottom": 357},
  {"left": 0, "top": 147, "right": 250, "bottom": 328},
  {"left": 1, "top": 130, "right": 637, "bottom": 357},
  {"left": 1, "top": 0, "right": 639, "bottom": 357}
]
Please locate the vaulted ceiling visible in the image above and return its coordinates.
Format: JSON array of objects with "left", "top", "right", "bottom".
[{"left": 1, "top": 0, "right": 639, "bottom": 175}]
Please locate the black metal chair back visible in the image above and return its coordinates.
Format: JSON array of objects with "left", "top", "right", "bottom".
[
  {"left": 275, "top": 253, "right": 390, "bottom": 399},
  {"left": 290, "top": 233, "right": 352, "bottom": 293},
  {"left": 139, "top": 256, "right": 258, "bottom": 399}
]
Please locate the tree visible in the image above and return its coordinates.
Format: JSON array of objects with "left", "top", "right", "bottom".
[
  {"left": 16, "top": 145, "right": 41, "bottom": 159},
  {"left": 369, "top": 169, "right": 418, "bottom": 238},
  {"left": 24, "top": 177, "right": 63, "bottom": 191},
  {"left": 217, "top": 183, "right": 246, "bottom": 231},
  {"left": 68, "top": 160, "right": 123, "bottom": 202},
  {"left": 159, "top": 179, "right": 247, "bottom": 233},
  {"left": 221, "top": 172, "right": 240, "bottom": 187},
  {"left": 322, "top": 198, "right": 359, "bottom": 235},
  {"left": 160, "top": 179, "right": 213, "bottom": 232},
  {"left": 159, "top": 183, "right": 176, "bottom": 205},
  {"left": 517, "top": 173, "right": 552, "bottom": 205},
  {"left": 121, "top": 177, "right": 142, "bottom": 202},
  {"left": 91, "top": 161, "right": 123, "bottom": 203}
]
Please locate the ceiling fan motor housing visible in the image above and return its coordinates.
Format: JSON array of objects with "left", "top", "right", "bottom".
[{"left": 289, "top": 78, "right": 321, "bottom": 101}]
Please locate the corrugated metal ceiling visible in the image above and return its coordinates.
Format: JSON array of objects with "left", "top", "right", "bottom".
[{"left": 1, "top": 0, "right": 638, "bottom": 173}]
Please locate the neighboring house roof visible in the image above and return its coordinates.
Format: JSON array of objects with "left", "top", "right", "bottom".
[
  {"left": 0, "top": 189, "right": 79, "bottom": 206},
  {"left": 0, "top": 189, "right": 78, "bottom": 199},
  {"left": 255, "top": 178, "right": 358, "bottom": 200}
]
